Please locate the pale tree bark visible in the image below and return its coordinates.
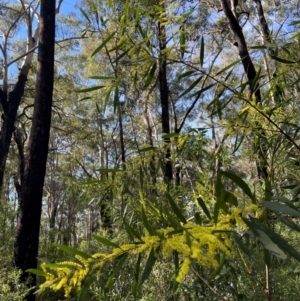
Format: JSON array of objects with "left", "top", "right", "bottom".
[{"left": 13, "top": 1, "right": 56, "bottom": 300}]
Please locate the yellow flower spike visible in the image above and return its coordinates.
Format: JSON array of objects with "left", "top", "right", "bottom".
[
  {"left": 176, "top": 257, "right": 191, "bottom": 283},
  {"left": 51, "top": 276, "right": 68, "bottom": 291},
  {"left": 64, "top": 286, "right": 72, "bottom": 298}
]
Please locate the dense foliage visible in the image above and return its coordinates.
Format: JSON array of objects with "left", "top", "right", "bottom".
[{"left": 3, "top": 0, "right": 300, "bottom": 300}]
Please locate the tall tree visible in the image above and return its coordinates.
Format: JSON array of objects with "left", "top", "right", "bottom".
[
  {"left": 0, "top": 2, "right": 40, "bottom": 191},
  {"left": 14, "top": 0, "right": 56, "bottom": 300}
]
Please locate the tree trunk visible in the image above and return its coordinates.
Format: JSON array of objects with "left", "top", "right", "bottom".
[
  {"left": 0, "top": 75, "right": 28, "bottom": 193},
  {"left": 14, "top": 1, "right": 56, "bottom": 300},
  {"left": 158, "top": 19, "right": 172, "bottom": 183},
  {"left": 220, "top": 0, "right": 268, "bottom": 180},
  {"left": 0, "top": 4, "right": 40, "bottom": 193}
]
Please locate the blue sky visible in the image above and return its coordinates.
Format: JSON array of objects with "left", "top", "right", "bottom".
[{"left": 60, "top": 0, "right": 78, "bottom": 14}]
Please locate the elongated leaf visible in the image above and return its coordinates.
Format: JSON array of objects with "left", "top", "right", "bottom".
[
  {"left": 250, "top": 66, "right": 261, "bottom": 93},
  {"left": 144, "top": 62, "right": 157, "bottom": 88},
  {"left": 92, "top": 31, "right": 117, "bottom": 57},
  {"left": 78, "top": 96, "right": 91, "bottom": 102},
  {"left": 136, "top": 23, "right": 146, "bottom": 39},
  {"left": 96, "top": 102, "right": 100, "bottom": 113},
  {"left": 44, "top": 263, "right": 81, "bottom": 269},
  {"left": 97, "top": 168, "right": 121, "bottom": 172},
  {"left": 114, "top": 48, "right": 130, "bottom": 63},
  {"left": 185, "top": 230, "right": 192, "bottom": 247},
  {"left": 139, "top": 146, "right": 157, "bottom": 152},
  {"left": 257, "top": 229, "right": 286, "bottom": 259},
  {"left": 135, "top": 5, "right": 140, "bottom": 23},
  {"left": 80, "top": 8, "right": 91, "bottom": 23},
  {"left": 141, "top": 207, "right": 154, "bottom": 235},
  {"left": 182, "top": 8, "right": 195, "bottom": 18},
  {"left": 52, "top": 244, "right": 92, "bottom": 259},
  {"left": 200, "top": 36, "right": 204, "bottom": 67},
  {"left": 139, "top": 248, "right": 156, "bottom": 286},
  {"left": 78, "top": 273, "right": 91, "bottom": 301},
  {"left": 108, "top": 40, "right": 127, "bottom": 52},
  {"left": 167, "top": 193, "right": 187, "bottom": 224},
  {"left": 164, "top": 210, "right": 181, "bottom": 228},
  {"left": 274, "top": 212, "right": 300, "bottom": 232},
  {"left": 139, "top": 165, "right": 144, "bottom": 190},
  {"left": 194, "top": 212, "right": 202, "bottom": 224},
  {"left": 76, "top": 86, "right": 105, "bottom": 93},
  {"left": 123, "top": 219, "right": 143, "bottom": 242},
  {"left": 106, "top": 253, "right": 128, "bottom": 289},
  {"left": 180, "top": 25, "right": 186, "bottom": 58},
  {"left": 189, "top": 83, "right": 215, "bottom": 98},
  {"left": 270, "top": 55, "right": 296, "bottom": 64},
  {"left": 89, "top": 76, "right": 115, "bottom": 80},
  {"left": 92, "top": 234, "right": 120, "bottom": 249},
  {"left": 215, "top": 59, "right": 241, "bottom": 76},
  {"left": 178, "top": 70, "right": 197, "bottom": 80},
  {"left": 27, "top": 269, "right": 48, "bottom": 277},
  {"left": 153, "top": 5, "right": 164, "bottom": 11},
  {"left": 232, "top": 132, "right": 245, "bottom": 154},
  {"left": 133, "top": 254, "right": 141, "bottom": 297},
  {"left": 232, "top": 232, "right": 251, "bottom": 257},
  {"left": 212, "top": 253, "right": 226, "bottom": 277},
  {"left": 242, "top": 219, "right": 286, "bottom": 259},
  {"left": 178, "top": 76, "right": 202, "bottom": 98},
  {"left": 244, "top": 217, "right": 300, "bottom": 262},
  {"left": 196, "top": 197, "right": 211, "bottom": 220},
  {"left": 162, "top": 133, "right": 180, "bottom": 138},
  {"left": 223, "top": 190, "right": 238, "bottom": 206},
  {"left": 104, "top": 84, "right": 115, "bottom": 112},
  {"left": 124, "top": 0, "right": 129, "bottom": 23},
  {"left": 272, "top": 195, "right": 297, "bottom": 207},
  {"left": 221, "top": 171, "right": 255, "bottom": 202},
  {"left": 261, "top": 201, "right": 300, "bottom": 218},
  {"left": 289, "top": 20, "right": 300, "bottom": 25}
]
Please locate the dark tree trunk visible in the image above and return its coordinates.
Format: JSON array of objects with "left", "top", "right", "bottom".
[
  {"left": 158, "top": 20, "right": 172, "bottom": 183},
  {"left": 118, "top": 100, "right": 126, "bottom": 167},
  {"left": 0, "top": 74, "right": 28, "bottom": 193},
  {"left": 14, "top": 1, "right": 56, "bottom": 300},
  {"left": 253, "top": 0, "right": 283, "bottom": 104},
  {"left": 220, "top": 0, "right": 261, "bottom": 102},
  {"left": 220, "top": 0, "right": 268, "bottom": 180},
  {"left": 0, "top": 5, "right": 39, "bottom": 192}
]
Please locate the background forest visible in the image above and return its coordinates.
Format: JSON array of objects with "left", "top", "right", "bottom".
[{"left": 2, "top": 0, "right": 300, "bottom": 300}]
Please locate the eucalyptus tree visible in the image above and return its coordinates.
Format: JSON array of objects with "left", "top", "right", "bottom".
[
  {"left": 0, "top": 0, "right": 40, "bottom": 191},
  {"left": 11, "top": 1, "right": 56, "bottom": 300}
]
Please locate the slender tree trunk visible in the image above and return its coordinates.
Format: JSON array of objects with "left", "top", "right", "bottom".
[
  {"left": 220, "top": 0, "right": 268, "bottom": 180},
  {"left": 0, "top": 75, "right": 28, "bottom": 193},
  {"left": 158, "top": 19, "right": 172, "bottom": 183},
  {"left": 0, "top": 5, "right": 40, "bottom": 193},
  {"left": 142, "top": 98, "right": 157, "bottom": 184},
  {"left": 14, "top": 1, "right": 56, "bottom": 300}
]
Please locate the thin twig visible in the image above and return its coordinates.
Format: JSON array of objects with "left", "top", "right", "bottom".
[{"left": 191, "top": 267, "right": 227, "bottom": 300}]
